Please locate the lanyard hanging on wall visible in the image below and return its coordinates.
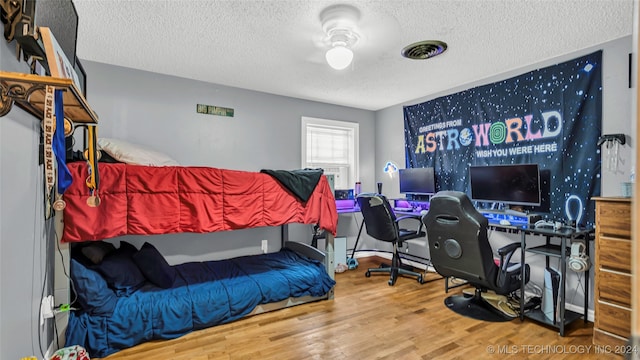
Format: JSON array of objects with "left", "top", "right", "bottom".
[
  {"left": 52, "top": 89, "right": 73, "bottom": 211},
  {"left": 43, "top": 85, "right": 56, "bottom": 218},
  {"left": 85, "top": 125, "right": 100, "bottom": 207}
]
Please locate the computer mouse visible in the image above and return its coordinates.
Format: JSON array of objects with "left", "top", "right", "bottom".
[
  {"left": 420, "top": 210, "right": 428, "bottom": 216},
  {"left": 499, "top": 219, "right": 511, "bottom": 226}
]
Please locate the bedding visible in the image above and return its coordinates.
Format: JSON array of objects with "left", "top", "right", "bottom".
[
  {"left": 89, "top": 241, "right": 146, "bottom": 297},
  {"left": 62, "top": 162, "right": 338, "bottom": 243},
  {"left": 97, "top": 137, "right": 180, "bottom": 166},
  {"left": 66, "top": 245, "right": 336, "bottom": 358}
]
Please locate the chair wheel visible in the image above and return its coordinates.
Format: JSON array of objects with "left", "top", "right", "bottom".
[
  {"left": 365, "top": 271, "right": 371, "bottom": 277},
  {"left": 388, "top": 279, "right": 395, "bottom": 286},
  {"left": 417, "top": 275, "right": 424, "bottom": 284}
]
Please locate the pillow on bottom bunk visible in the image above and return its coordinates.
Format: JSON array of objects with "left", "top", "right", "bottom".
[
  {"left": 70, "top": 259, "right": 118, "bottom": 316},
  {"left": 132, "top": 242, "right": 177, "bottom": 288},
  {"left": 92, "top": 241, "right": 146, "bottom": 296},
  {"left": 80, "top": 241, "right": 116, "bottom": 264}
]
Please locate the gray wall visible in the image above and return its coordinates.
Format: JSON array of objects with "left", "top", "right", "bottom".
[
  {"left": 1, "top": 43, "right": 55, "bottom": 358},
  {"left": 374, "top": 36, "right": 634, "bottom": 315},
  {"left": 81, "top": 60, "right": 376, "bottom": 264},
  {"left": 0, "top": 54, "right": 375, "bottom": 357}
]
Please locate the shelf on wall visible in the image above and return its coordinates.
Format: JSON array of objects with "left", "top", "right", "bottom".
[{"left": 0, "top": 71, "right": 98, "bottom": 124}]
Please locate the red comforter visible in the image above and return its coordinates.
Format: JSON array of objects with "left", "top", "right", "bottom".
[{"left": 62, "top": 163, "right": 338, "bottom": 243}]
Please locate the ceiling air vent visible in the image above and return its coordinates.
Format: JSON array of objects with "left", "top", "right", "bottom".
[{"left": 401, "top": 40, "right": 448, "bottom": 60}]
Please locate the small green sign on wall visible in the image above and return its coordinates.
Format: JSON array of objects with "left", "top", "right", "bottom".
[{"left": 197, "top": 104, "right": 234, "bottom": 117}]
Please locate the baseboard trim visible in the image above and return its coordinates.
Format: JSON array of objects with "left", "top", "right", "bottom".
[
  {"left": 354, "top": 251, "right": 434, "bottom": 272},
  {"left": 44, "top": 340, "right": 55, "bottom": 359}
]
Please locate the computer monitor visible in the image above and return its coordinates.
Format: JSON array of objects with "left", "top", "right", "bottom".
[
  {"left": 399, "top": 167, "right": 436, "bottom": 195},
  {"left": 469, "top": 163, "right": 541, "bottom": 207}
]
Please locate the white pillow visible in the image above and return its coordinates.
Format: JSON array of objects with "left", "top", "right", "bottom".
[{"left": 97, "top": 138, "right": 179, "bottom": 166}]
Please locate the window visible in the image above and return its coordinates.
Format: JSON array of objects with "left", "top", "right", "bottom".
[{"left": 302, "top": 117, "right": 359, "bottom": 190}]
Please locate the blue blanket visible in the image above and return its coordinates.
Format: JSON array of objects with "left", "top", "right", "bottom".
[{"left": 65, "top": 249, "right": 335, "bottom": 358}]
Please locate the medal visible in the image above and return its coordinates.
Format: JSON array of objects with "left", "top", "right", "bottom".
[
  {"left": 53, "top": 194, "right": 66, "bottom": 211},
  {"left": 86, "top": 195, "right": 100, "bottom": 207},
  {"left": 83, "top": 149, "right": 101, "bottom": 161}
]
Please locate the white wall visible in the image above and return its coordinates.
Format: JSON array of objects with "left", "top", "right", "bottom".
[{"left": 373, "top": 36, "right": 634, "bottom": 314}]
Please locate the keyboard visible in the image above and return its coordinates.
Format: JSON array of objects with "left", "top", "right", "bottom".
[{"left": 393, "top": 207, "right": 413, "bottom": 212}]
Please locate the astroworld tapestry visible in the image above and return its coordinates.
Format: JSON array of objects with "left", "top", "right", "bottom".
[{"left": 403, "top": 51, "right": 602, "bottom": 226}]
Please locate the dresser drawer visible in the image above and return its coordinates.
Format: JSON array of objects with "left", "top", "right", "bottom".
[
  {"left": 597, "top": 235, "right": 632, "bottom": 272},
  {"left": 595, "top": 301, "right": 631, "bottom": 338},
  {"left": 596, "top": 201, "right": 631, "bottom": 237},
  {"left": 593, "top": 198, "right": 631, "bottom": 347},
  {"left": 593, "top": 328, "right": 629, "bottom": 348},
  {"left": 597, "top": 269, "right": 631, "bottom": 306}
]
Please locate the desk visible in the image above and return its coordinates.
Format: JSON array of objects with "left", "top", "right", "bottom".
[
  {"left": 337, "top": 205, "right": 424, "bottom": 218},
  {"left": 336, "top": 197, "right": 428, "bottom": 215},
  {"left": 517, "top": 225, "right": 594, "bottom": 336},
  {"left": 338, "top": 204, "right": 430, "bottom": 267},
  {"left": 337, "top": 206, "right": 359, "bottom": 214}
]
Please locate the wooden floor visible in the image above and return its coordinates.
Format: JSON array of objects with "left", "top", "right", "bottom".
[{"left": 100, "top": 257, "right": 620, "bottom": 360}]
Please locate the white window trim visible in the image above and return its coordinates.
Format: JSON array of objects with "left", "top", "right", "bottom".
[{"left": 301, "top": 116, "right": 359, "bottom": 188}]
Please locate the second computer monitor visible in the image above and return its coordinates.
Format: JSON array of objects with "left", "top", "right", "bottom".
[
  {"left": 399, "top": 167, "right": 436, "bottom": 195},
  {"left": 469, "top": 163, "right": 541, "bottom": 207}
]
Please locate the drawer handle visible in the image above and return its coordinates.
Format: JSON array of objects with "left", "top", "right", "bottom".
[
  {"left": 597, "top": 299, "right": 631, "bottom": 311},
  {"left": 598, "top": 268, "right": 632, "bottom": 276}
]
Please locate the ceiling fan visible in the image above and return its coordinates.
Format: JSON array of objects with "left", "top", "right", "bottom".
[
  {"left": 320, "top": 4, "right": 360, "bottom": 70},
  {"left": 313, "top": 4, "right": 403, "bottom": 71}
]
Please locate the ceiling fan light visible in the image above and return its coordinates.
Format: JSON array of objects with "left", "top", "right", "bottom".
[{"left": 325, "top": 45, "right": 353, "bottom": 70}]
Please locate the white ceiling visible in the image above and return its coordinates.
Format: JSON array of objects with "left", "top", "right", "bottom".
[{"left": 73, "top": 0, "right": 634, "bottom": 111}]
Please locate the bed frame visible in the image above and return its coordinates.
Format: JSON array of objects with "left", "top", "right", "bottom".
[
  {"left": 61, "top": 161, "right": 338, "bottom": 285},
  {"left": 60, "top": 162, "right": 338, "bottom": 354}
]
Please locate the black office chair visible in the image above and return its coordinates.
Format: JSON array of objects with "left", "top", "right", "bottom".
[
  {"left": 356, "top": 193, "right": 426, "bottom": 285},
  {"left": 422, "top": 191, "right": 530, "bottom": 322}
]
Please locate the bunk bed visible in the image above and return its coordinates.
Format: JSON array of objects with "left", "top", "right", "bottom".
[{"left": 61, "top": 161, "right": 338, "bottom": 358}]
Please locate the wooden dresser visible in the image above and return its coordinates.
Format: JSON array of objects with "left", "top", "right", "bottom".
[{"left": 593, "top": 197, "right": 632, "bottom": 347}]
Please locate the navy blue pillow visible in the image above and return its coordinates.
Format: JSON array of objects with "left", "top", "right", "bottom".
[
  {"left": 70, "top": 259, "right": 118, "bottom": 315},
  {"left": 118, "top": 240, "right": 139, "bottom": 257},
  {"left": 132, "top": 242, "right": 177, "bottom": 289},
  {"left": 92, "top": 241, "right": 146, "bottom": 296},
  {"left": 80, "top": 241, "right": 116, "bottom": 264}
]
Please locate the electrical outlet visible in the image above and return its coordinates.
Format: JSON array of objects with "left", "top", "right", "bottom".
[
  {"left": 40, "top": 295, "right": 54, "bottom": 325},
  {"left": 261, "top": 240, "right": 268, "bottom": 254}
]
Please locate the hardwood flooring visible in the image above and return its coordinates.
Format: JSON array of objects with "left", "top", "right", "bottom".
[{"left": 100, "top": 257, "right": 619, "bottom": 360}]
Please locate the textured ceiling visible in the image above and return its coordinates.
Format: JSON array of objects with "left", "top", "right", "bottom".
[{"left": 73, "top": 0, "right": 633, "bottom": 111}]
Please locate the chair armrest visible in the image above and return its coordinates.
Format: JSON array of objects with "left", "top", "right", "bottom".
[
  {"left": 496, "top": 242, "right": 523, "bottom": 273},
  {"left": 496, "top": 242, "right": 522, "bottom": 287},
  {"left": 395, "top": 215, "right": 425, "bottom": 234},
  {"left": 497, "top": 242, "right": 522, "bottom": 257},
  {"left": 395, "top": 215, "right": 422, "bottom": 223}
]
